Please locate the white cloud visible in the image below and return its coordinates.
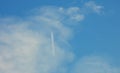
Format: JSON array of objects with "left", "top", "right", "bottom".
[
  {"left": 66, "top": 7, "right": 84, "bottom": 21},
  {"left": 0, "top": 23, "right": 75, "bottom": 73},
  {"left": 72, "top": 56, "right": 120, "bottom": 73},
  {"left": 84, "top": 1, "right": 103, "bottom": 14},
  {"left": 0, "top": 2, "right": 105, "bottom": 73},
  {"left": 0, "top": 6, "right": 76, "bottom": 73}
]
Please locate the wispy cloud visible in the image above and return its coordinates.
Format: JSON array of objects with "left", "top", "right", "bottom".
[
  {"left": 72, "top": 56, "right": 120, "bottom": 73},
  {"left": 0, "top": 1, "right": 116, "bottom": 73},
  {"left": 84, "top": 1, "right": 104, "bottom": 14},
  {"left": 0, "top": 6, "right": 78, "bottom": 73},
  {"left": 0, "top": 21, "right": 74, "bottom": 73}
]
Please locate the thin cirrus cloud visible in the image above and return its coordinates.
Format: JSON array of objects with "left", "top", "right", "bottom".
[
  {"left": 0, "top": 1, "right": 119, "bottom": 73},
  {"left": 0, "top": 6, "right": 82, "bottom": 73},
  {"left": 72, "top": 56, "right": 120, "bottom": 73},
  {"left": 83, "top": 1, "right": 104, "bottom": 14}
]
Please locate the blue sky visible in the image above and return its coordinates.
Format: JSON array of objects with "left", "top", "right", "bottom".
[{"left": 0, "top": 0, "right": 120, "bottom": 73}]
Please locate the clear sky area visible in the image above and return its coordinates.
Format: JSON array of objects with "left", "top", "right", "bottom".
[{"left": 0, "top": 0, "right": 120, "bottom": 73}]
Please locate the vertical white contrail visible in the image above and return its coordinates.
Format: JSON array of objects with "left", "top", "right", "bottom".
[{"left": 51, "top": 32, "right": 55, "bottom": 56}]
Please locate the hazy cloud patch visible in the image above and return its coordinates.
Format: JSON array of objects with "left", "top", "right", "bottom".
[
  {"left": 72, "top": 56, "right": 120, "bottom": 73},
  {"left": 0, "top": 1, "right": 107, "bottom": 73},
  {"left": 84, "top": 1, "right": 104, "bottom": 14}
]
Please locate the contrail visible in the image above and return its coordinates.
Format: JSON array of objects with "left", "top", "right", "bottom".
[{"left": 51, "top": 32, "right": 55, "bottom": 56}]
